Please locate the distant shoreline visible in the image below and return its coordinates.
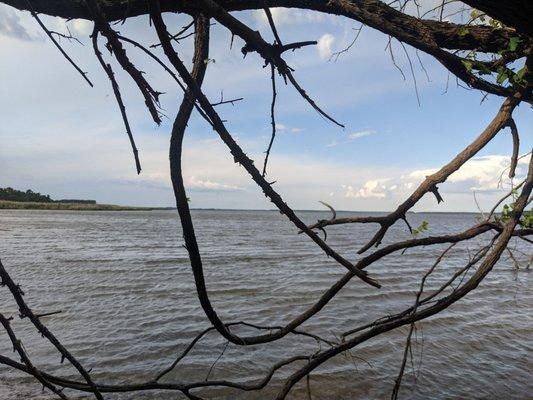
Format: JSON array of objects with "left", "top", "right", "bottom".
[
  {"left": 0, "top": 201, "right": 482, "bottom": 214},
  {"left": 0, "top": 200, "right": 160, "bottom": 211}
]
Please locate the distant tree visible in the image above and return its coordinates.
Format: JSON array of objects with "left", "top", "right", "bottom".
[
  {"left": 0, "top": 187, "right": 53, "bottom": 202},
  {"left": 0, "top": 1, "right": 531, "bottom": 399}
]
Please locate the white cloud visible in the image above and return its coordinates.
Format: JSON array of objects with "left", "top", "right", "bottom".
[
  {"left": 275, "top": 123, "right": 303, "bottom": 133},
  {"left": 326, "top": 130, "right": 374, "bottom": 147},
  {"left": 344, "top": 179, "right": 391, "bottom": 199},
  {"left": 69, "top": 19, "right": 92, "bottom": 36},
  {"left": 3, "top": 111, "right": 526, "bottom": 210},
  {"left": 253, "top": 8, "right": 290, "bottom": 26},
  {"left": 0, "top": 7, "right": 36, "bottom": 41},
  {"left": 408, "top": 155, "right": 528, "bottom": 192},
  {"left": 338, "top": 154, "right": 528, "bottom": 206},
  {"left": 187, "top": 176, "right": 243, "bottom": 192},
  {"left": 0, "top": 6, "right": 91, "bottom": 43},
  {"left": 348, "top": 130, "right": 374, "bottom": 140},
  {"left": 253, "top": 8, "right": 329, "bottom": 27},
  {"left": 317, "top": 33, "right": 335, "bottom": 60},
  {"left": 408, "top": 168, "right": 438, "bottom": 180}
]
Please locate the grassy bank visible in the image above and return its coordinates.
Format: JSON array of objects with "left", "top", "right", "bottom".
[{"left": 0, "top": 200, "right": 156, "bottom": 211}]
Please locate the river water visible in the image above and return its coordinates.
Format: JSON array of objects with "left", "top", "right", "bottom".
[{"left": 0, "top": 209, "right": 531, "bottom": 399}]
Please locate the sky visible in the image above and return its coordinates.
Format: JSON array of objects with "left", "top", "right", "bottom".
[{"left": 0, "top": 4, "right": 531, "bottom": 211}]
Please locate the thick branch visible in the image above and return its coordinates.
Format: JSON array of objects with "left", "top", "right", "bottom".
[{"left": 2, "top": 1, "right": 526, "bottom": 54}]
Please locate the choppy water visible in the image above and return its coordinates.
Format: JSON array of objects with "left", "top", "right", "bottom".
[{"left": 0, "top": 209, "right": 531, "bottom": 399}]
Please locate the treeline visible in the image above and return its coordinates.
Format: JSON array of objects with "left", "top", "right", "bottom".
[
  {"left": 0, "top": 187, "right": 53, "bottom": 203},
  {"left": 0, "top": 187, "right": 96, "bottom": 204},
  {"left": 56, "top": 199, "right": 97, "bottom": 204},
  {"left": 0, "top": 200, "right": 148, "bottom": 211}
]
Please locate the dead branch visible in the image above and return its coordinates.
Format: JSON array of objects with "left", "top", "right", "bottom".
[
  {"left": 1, "top": 1, "right": 532, "bottom": 399},
  {"left": 92, "top": 27, "right": 142, "bottom": 174}
]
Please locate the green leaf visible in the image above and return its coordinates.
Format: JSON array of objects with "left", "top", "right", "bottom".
[
  {"left": 477, "top": 63, "right": 491, "bottom": 75},
  {"left": 508, "top": 37, "right": 521, "bottom": 52},
  {"left": 496, "top": 69, "right": 508, "bottom": 85},
  {"left": 411, "top": 220, "right": 429, "bottom": 237},
  {"left": 470, "top": 9, "right": 481, "bottom": 20},
  {"left": 514, "top": 66, "right": 527, "bottom": 81},
  {"left": 462, "top": 60, "right": 473, "bottom": 72},
  {"left": 458, "top": 26, "right": 469, "bottom": 37},
  {"left": 521, "top": 210, "right": 533, "bottom": 228},
  {"left": 489, "top": 18, "right": 502, "bottom": 28}
]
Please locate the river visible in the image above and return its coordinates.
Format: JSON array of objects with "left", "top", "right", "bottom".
[{"left": 0, "top": 209, "right": 531, "bottom": 399}]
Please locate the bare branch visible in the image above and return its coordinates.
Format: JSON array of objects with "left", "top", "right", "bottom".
[
  {"left": 25, "top": 0, "right": 92, "bottom": 86},
  {"left": 92, "top": 27, "right": 142, "bottom": 174}
]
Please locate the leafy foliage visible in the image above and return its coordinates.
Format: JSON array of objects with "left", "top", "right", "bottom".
[
  {"left": 460, "top": 10, "right": 528, "bottom": 89},
  {"left": 499, "top": 203, "right": 533, "bottom": 228},
  {"left": 412, "top": 220, "right": 429, "bottom": 237},
  {"left": 520, "top": 210, "right": 533, "bottom": 228},
  {"left": 496, "top": 187, "right": 532, "bottom": 229}
]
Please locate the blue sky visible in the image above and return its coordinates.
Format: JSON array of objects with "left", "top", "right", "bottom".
[{"left": 0, "top": 5, "right": 531, "bottom": 210}]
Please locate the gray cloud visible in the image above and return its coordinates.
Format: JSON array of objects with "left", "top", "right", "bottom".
[{"left": 0, "top": 8, "right": 35, "bottom": 41}]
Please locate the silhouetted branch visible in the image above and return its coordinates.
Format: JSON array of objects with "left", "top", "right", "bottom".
[
  {"left": 87, "top": 0, "right": 162, "bottom": 124},
  {"left": 506, "top": 118, "right": 520, "bottom": 178},
  {"left": 1, "top": 1, "right": 532, "bottom": 398},
  {"left": 0, "top": 260, "right": 103, "bottom": 399},
  {"left": 391, "top": 243, "right": 455, "bottom": 399},
  {"left": 262, "top": 64, "right": 277, "bottom": 177},
  {"left": 92, "top": 27, "right": 142, "bottom": 174},
  {"left": 25, "top": 0, "right": 92, "bottom": 86}
]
